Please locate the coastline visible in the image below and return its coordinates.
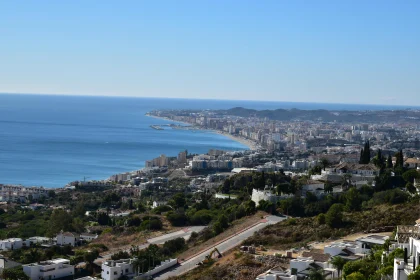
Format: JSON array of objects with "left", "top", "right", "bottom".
[
  {"left": 145, "top": 114, "right": 258, "bottom": 151},
  {"left": 214, "top": 131, "right": 258, "bottom": 151}
]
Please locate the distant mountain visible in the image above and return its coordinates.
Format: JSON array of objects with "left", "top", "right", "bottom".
[{"left": 216, "top": 107, "right": 420, "bottom": 122}]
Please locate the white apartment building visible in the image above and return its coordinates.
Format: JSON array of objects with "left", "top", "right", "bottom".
[
  {"left": 0, "top": 238, "right": 23, "bottom": 251},
  {"left": 0, "top": 185, "right": 48, "bottom": 202},
  {"left": 23, "top": 259, "right": 74, "bottom": 280},
  {"left": 101, "top": 259, "right": 135, "bottom": 280}
]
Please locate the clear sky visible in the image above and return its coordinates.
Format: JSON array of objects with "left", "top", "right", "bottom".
[{"left": 0, "top": 0, "right": 419, "bottom": 105}]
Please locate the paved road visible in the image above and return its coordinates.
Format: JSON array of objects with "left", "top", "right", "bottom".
[
  {"left": 154, "top": 215, "right": 286, "bottom": 280},
  {"left": 148, "top": 226, "right": 206, "bottom": 245},
  {"left": 95, "top": 226, "right": 206, "bottom": 264}
]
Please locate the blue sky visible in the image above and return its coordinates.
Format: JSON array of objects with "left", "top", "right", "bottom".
[{"left": 0, "top": 0, "right": 419, "bottom": 105}]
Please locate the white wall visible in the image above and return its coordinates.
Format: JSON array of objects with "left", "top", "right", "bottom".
[
  {"left": 23, "top": 260, "right": 74, "bottom": 280},
  {"left": 101, "top": 261, "right": 134, "bottom": 280},
  {"left": 143, "top": 259, "right": 177, "bottom": 277}
]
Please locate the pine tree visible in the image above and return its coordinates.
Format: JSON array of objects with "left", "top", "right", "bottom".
[
  {"left": 359, "top": 149, "right": 364, "bottom": 164},
  {"left": 399, "top": 149, "right": 404, "bottom": 168},
  {"left": 360, "top": 141, "right": 371, "bottom": 164},
  {"left": 365, "top": 141, "right": 371, "bottom": 163}
]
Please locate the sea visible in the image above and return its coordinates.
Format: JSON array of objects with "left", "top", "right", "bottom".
[{"left": 0, "top": 94, "right": 417, "bottom": 188}]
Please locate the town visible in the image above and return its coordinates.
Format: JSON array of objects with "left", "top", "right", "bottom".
[{"left": 1, "top": 107, "right": 420, "bottom": 280}]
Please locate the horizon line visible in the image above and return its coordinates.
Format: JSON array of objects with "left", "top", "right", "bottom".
[{"left": 0, "top": 91, "right": 418, "bottom": 109}]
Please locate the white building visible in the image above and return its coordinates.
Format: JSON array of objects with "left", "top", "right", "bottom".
[
  {"left": 256, "top": 268, "right": 297, "bottom": 280},
  {"left": 0, "top": 238, "right": 23, "bottom": 251},
  {"left": 152, "top": 201, "right": 168, "bottom": 209},
  {"left": 101, "top": 259, "right": 135, "bottom": 280},
  {"left": 290, "top": 256, "right": 337, "bottom": 279},
  {"left": 251, "top": 188, "right": 293, "bottom": 207},
  {"left": 80, "top": 233, "right": 98, "bottom": 242},
  {"left": 324, "top": 241, "right": 368, "bottom": 257},
  {"left": 0, "top": 185, "right": 48, "bottom": 202},
  {"left": 23, "top": 259, "right": 74, "bottom": 280},
  {"left": 56, "top": 231, "right": 79, "bottom": 247}
]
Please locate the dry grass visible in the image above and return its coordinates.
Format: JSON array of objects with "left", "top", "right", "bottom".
[
  {"left": 177, "top": 211, "right": 267, "bottom": 260},
  {"left": 90, "top": 214, "right": 179, "bottom": 254},
  {"left": 169, "top": 249, "right": 289, "bottom": 280}
]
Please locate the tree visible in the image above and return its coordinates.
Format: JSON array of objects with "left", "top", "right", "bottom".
[
  {"left": 47, "top": 209, "right": 73, "bottom": 236},
  {"left": 221, "top": 179, "right": 231, "bottom": 194},
  {"left": 84, "top": 249, "right": 99, "bottom": 272},
  {"left": 170, "top": 193, "right": 186, "bottom": 209},
  {"left": 360, "top": 141, "right": 371, "bottom": 164},
  {"left": 97, "top": 212, "right": 111, "bottom": 226},
  {"left": 346, "top": 272, "right": 365, "bottom": 280},
  {"left": 403, "top": 169, "right": 420, "bottom": 183},
  {"left": 308, "top": 268, "right": 325, "bottom": 280},
  {"left": 213, "top": 221, "right": 224, "bottom": 235},
  {"left": 1, "top": 267, "right": 30, "bottom": 280},
  {"left": 372, "top": 149, "right": 385, "bottom": 169},
  {"left": 111, "top": 251, "right": 130, "bottom": 260},
  {"left": 325, "top": 204, "right": 343, "bottom": 228},
  {"left": 409, "top": 266, "right": 420, "bottom": 280},
  {"left": 343, "top": 259, "right": 376, "bottom": 278},
  {"left": 330, "top": 256, "right": 346, "bottom": 277},
  {"left": 48, "top": 190, "right": 56, "bottom": 198},
  {"left": 324, "top": 181, "right": 333, "bottom": 193},
  {"left": 166, "top": 212, "right": 187, "bottom": 227},
  {"left": 345, "top": 187, "right": 361, "bottom": 211},
  {"left": 395, "top": 150, "right": 404, "bottom": 169},
  {"left": 316, "top": 213, "right": 326, "bottom": 225},
  {"left": 320, "top": 158, "right": 330, "bottom": 171}
]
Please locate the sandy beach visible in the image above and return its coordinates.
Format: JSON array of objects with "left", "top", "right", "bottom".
[
  {"left": 215, "top": 131, "right": 258, "bottom": 151},
  {"left": 145, "top": 114, "right": 258, "bottom": 151}
]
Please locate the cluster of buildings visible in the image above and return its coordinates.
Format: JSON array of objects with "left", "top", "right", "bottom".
[
  {"left": 148, "top": 109, "right": 420, "bottom": 157},
  {"left": 0, "top": 232, "right": 98, "bottom": 252},
  {"left": 0, "top": 185, "right": 49, "bottom": 203},
  {"left": 256, "top": 234, "right": 390, "bottom": 279},
  {"left": 14, "top": 257, "right": 177, "bottom": 280}
]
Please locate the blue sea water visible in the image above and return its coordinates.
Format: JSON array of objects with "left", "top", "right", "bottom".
[{"left": 0, "top": 94, "right": 417, "bottom": 188}]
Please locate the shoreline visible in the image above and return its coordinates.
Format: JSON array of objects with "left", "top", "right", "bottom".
[
  {"left": 145, "top": 114, "right": 258, "bottom": 151},
  {"left": 0, "top": 115, "right": 256, "bottom": 188},
  {"left": 214, "top": 131, "right": 258, "bottom": 151}
]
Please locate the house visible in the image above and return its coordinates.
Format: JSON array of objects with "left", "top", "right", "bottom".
[
  {"left": 330, "top": 163, "right": 380, "bottom": 177},
  {"left": 0, "top": 238, "right": 23, "bottom": 251},
  {"left": 255, "top": 267, "right": 297, "bottom": 280},
  {"left": 23, "top": 258, "right": 74, "bottom": 280},
  {"left": 290, "top": 253, "right": 338, "bottom": 279},
  {"left": 251, "top": 188, "right": 293, "bottom": 207},
  {"left": 405, "top": 158, "right": 420, "bottom": 169},
  {"left": 393, "top": 236, "right": 420, "bottom": 280},
  {"left": 152, "top": 201, "right": 167, "bottom": 209},
  {"left": 355, "top": 235, "right": 389, "bottom": 250},
  {"left": 25, "top": 236, "right": 51, "bottom": 247},
  {"left": 324, "top": 241, "right": 367, "bottom": 259},
  {"left": 0, "top": 255, "right": 21, "bottom": 276},
  {"left": 396, "top": 225, "right": 420, "bottom": 243},
  {"left": 301, "top": 181, "right": 325, "bottom": 197},
  {"left": 56, "top": 231, "right": 79, "bottom": 247},
  {"left": 101, "top": 259, "right": 135, "bottom": 280},
  {"left": 80, "top": 233, "right": 98, "bottom": 242}
]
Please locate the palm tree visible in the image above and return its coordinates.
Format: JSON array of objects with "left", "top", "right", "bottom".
[
  {"left": 330, "top": 256, "right": 346, "bottom": 278},
  {"left": 308, "top": 268, "right": 326, "bottom": 280}
]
